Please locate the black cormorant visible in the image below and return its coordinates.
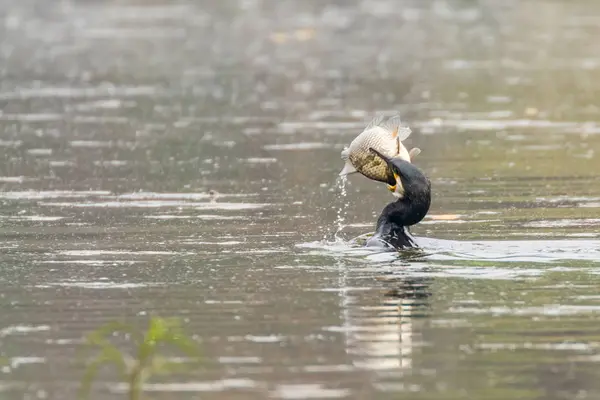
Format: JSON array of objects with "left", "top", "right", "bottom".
[{"left": 366, "top": 148, "right": 431, "bottom": 250}]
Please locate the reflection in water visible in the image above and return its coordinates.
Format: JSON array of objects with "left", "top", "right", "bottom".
[{"left": 348, "top": 277, "right": 432, "bottom": 372}]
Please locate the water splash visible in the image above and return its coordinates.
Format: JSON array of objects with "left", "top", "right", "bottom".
[
  {"left": 320, "top": 175, "right": 350, "bottom": 243},
  {"left": 333, "top": 175, "right": 349, "bottom": 241}
]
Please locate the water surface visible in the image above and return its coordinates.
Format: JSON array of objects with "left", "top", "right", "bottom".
[{"left": 2, "top": 0, "right": 600, "bottom": 399}]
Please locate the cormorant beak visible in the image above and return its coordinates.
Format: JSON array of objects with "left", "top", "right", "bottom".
[{"left": 368, "top": 147, "right": 405, "bottom": 197}]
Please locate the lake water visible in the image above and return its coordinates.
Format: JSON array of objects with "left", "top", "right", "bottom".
[{"left": 2, "top": 0, "right": 600, "bottom": 399}]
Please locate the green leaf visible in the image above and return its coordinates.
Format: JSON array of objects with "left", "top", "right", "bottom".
[
  {"left": 78, "top": 316, "right": 204, "bottom": 400},
  {"left": 78, "top": 347, "right": 127, "bottom": 400}
]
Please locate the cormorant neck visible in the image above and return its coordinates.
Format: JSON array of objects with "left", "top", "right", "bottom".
[
  {"left": 381, "top": 179, "right": 431, "bottom": 227},
  {"left": 369, "top": 166, "right": 431, "bottom": 250}
]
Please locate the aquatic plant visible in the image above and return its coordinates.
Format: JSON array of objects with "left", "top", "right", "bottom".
[{"left": 78, "top": 317, "right": 202, "bottom": 400}]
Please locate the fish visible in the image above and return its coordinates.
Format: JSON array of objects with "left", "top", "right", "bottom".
[{"left": 339, "top": 114, "right": 419, "bottom": 183}]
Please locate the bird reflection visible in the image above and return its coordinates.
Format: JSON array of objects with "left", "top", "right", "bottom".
[{"left": 347, "top": 275, "right": 432, "bottom": 371}]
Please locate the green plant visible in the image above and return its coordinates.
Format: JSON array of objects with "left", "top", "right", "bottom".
[{"left": 78, "top": 317, "right": 202, "bottom": 400}]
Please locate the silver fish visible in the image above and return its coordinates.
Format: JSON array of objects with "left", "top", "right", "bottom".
[{"left": 339, "top": 115, "right": 419, "bottom": 183}]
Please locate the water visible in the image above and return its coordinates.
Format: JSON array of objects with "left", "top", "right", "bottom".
[{"left": 2, "top": 0, "right": 600, "bottom": 399}]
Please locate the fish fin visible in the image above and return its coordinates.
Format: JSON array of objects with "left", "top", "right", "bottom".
[
  {"left": 364, "top": 115, "right": 385, "bottom": 130},
  {"left": 396, "top": 126, "right": 412, "bottom": 141},
  {"left": 409, "top": 147, "right": 421, "bottom": 159},
  {"left": 381, "top": 115, "right": 403, "bottom": 136},
  {"left": 339, "top": 161, "right": 358, "bottom": 176},
  {"left": 340, "top": 147, "right": 350, "bottom": 161},
  {"left": 382, "top": 115, "right": 412, "bottom": 140}
]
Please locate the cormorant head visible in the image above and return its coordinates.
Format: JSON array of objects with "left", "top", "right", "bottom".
[{"left": 369, "top": 148, "right": 431, "bottom": 226}]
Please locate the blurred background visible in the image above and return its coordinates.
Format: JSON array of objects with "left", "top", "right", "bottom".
[{"left": 1, "top": 0, "right": 600, "bottom": 399}]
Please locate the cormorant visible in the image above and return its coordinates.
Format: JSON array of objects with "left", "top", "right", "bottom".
[{"left": 366, "top": 148, "right": 431, "bottom": 250}]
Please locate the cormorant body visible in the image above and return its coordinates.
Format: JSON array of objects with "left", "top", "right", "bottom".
[{"left": 365, "top": 150, "right": 431, "bottom": 250}]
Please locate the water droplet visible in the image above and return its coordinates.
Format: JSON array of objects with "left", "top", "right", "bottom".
[{"left": 334, "top": 175, "right": 349, "bottom": 241}]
